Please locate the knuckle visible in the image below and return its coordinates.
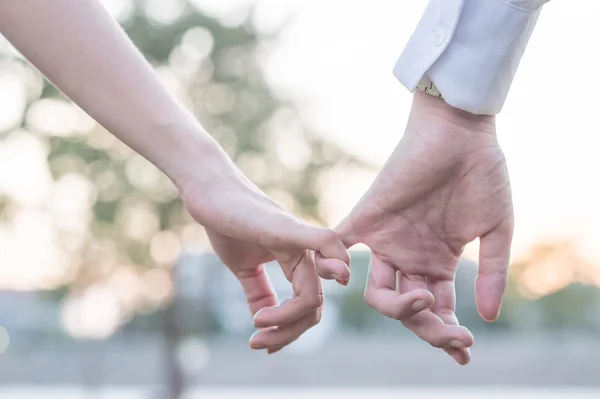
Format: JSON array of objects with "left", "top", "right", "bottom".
[
  {"left": 389, "top": 308, "right": 407, "bottom": 321},
  {"left": 363, "top": 289, "right": 376, "bottom": 309},
  {"left": 310, "top": 310, "right": 322, "bottom": 327},
  {"left": 436, "top": 306, "right": 456, "bottom": 318},
  {"left": 307, "top": 293, "right": 324, "bottom": 310},
  {"left": 403, "top": 323, "right": 443, "bottom": 348},
  {"left": 428, "top": 337, "right": 445, "bottom": 349},
  {"left": 321, "top": 229, "right": 340, "bottom": 247}
]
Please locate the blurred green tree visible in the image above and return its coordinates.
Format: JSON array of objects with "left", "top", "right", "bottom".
[
  {"left": 534, "top": 283, "right": 600, "bottom": 332},
  {"left": 510, "top": 241, "right": 600, "bottom": 333},
  {"left": 1, "top": 1, "right": 364, "bottom": 317},
  {"left": 1, "top": 2, "right": 365, "bottom": 397}
]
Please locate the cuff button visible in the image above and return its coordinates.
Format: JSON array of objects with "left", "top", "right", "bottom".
[{"left": 432, "top": 26, "right": 446, "bottom": 47}]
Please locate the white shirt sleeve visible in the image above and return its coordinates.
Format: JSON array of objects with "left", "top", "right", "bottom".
[{"left": 393, "top": 0, "right": 551, "bottom": 115}]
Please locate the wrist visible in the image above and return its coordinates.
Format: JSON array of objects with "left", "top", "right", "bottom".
[
  {"left": 412, "top": 91, "right": 496, "bottom": 136},
  {"left": 154, "top": 125, "right": 228, "bottom": 192},
  {"left": 402, "top": 91, "right": 501, "bottom": 163}
]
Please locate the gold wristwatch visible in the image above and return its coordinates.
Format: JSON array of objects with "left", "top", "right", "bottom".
[{"left": 416, "top": 75, "right": 443, "bottom": 99}]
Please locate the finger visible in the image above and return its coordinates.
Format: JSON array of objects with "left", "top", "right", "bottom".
[
  {"left": 311, "top": 227, "right": 351, "bottom": 286},
  {"left": 235, "top": 265, "right": 279, "bottom": 315},
  {"left": 398, "top": 271, "right": 429, "bottom": 294},
  {"left": 335, "top": 217, "right": 361, "bottom": 248},
  {"left": 315, "top": 252, "right": 350, "bottom": 286},
  {"left": 429, "top": 279, "right": 471, "bottom": 365},
  {"left": 363, "top": 257, "right": 434, "bottom": 320},
  {"left": 271, "top": 224, "right": 351, "bottom": 288},
  {"left": 287, "top": 222, "right": 351, "bottom": 287},
  {"left": 250, "top": 310, "right": 321, "bottom": 350},
  {"left": 444, "top": 347, "right": 471, "bottom": 366},
  {"left": 253, "top": 296, "right": 319, "bottom": 328},
  {"left": 254, "top": 251, "right": 323, "bottom": 328},
  {"left": 364, "top": 288, "right": 434, "bottom": 320},
  {"left": 286, "top": 222, "right": 351, "bottom": 267},
  {"left": 476, "top": 220, "right": 513, "bottom": 322},
  {"left": 248, "top": 326, "right": 276, "bottom": 349},
  {"left": 397, "top": 270, "right": 473, "bottom": 349},
  {"left": 402, "top": 310, "right": 474, "bottom": 349},
  {"left": 258, "top": 215, "right": 351, "bottom": 277}
]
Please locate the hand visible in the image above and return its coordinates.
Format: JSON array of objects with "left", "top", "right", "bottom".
[
  {"left": 337, "top": 92, "right": 514, "bottom": 365},
  {"left": 177, "top": 145, "right": 350, "bottom": 353}
]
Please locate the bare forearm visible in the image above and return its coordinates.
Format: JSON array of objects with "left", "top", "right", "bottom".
[{"left": 0, "top": 0, "right": 215, "bottom": 183}]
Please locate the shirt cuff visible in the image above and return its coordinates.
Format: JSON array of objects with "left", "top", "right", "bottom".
[{"left": 393, "top": 0, "right": 548, "bottom": 115}]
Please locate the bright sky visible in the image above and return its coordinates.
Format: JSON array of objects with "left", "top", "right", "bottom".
[
  {"left": 1, "top": 0, "right": 600, "bottom": 293},
  {"left": 258, "top": 0, "right": 600, "bottom": 262}
]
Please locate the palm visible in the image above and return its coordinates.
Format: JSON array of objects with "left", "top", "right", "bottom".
[
  {"left": 367, "top": 145, "right": 512, "bottom": 278},
  {"left": 206, "top": 229, "right": 273, "bottom": 275},
  {"left": 339, "top": 94, "right": 514, "bottom": 365}
]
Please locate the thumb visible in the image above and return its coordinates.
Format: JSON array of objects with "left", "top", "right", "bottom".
[
  {"left": 310, "top": 227, "right": 351, "bottom": 286},
  {"left": 476, "top": 220, "right": 513, "bottom": 322},
  {"left": 289, "top": 222, "right": 351, "bottom": 286},
  {"left": 335, "top": 216, "right": 361, "bottom": 249},
  {"left": 315, "top": 252, "right": 350, "bottom": 286}
]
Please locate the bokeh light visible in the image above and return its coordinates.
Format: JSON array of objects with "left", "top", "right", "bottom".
[
  {"left": 61, "top": 286, "right": 122, "bottom": 340},
  {"left": 1, "top": 1, "right": 599, "bottom": 396}
]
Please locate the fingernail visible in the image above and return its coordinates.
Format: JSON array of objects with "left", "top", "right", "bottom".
[
  {"left": 332, "top": 274, "right": 348, "bottom": 286},
  {"left": 249, "top": 331, "right": 260, "bottom": 347},
  {"left": 449, "top": 340, "right": 467, "bottom": 349},
  {"left": 411, "top": 300, "right": 428, "bottom": 312}
]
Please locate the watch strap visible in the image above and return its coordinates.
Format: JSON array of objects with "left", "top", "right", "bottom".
[{"left": 416, "top": 75, "right": 443, "bottom": 99}]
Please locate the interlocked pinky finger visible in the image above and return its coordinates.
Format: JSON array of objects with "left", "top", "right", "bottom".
[
  {"left": 364, "top": 257, "right": 434, "bottom": 320},
  {"left": 364, "top": 287, "right": 433, "bottom": 320}
]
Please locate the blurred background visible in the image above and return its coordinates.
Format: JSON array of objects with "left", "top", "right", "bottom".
[{"left": 1, "top": 0, "right": 600, "bottom": 398}]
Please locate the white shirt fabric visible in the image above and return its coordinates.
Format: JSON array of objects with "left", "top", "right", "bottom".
[{"left": 393, "top": 0, "right": 551, "bottom": 115}]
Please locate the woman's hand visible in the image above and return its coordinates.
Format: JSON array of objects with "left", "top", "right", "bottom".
[{"left": 177, "top": 147, "right": 351, "bottom": 352}]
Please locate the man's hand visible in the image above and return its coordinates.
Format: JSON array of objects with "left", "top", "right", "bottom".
[
  {"left": 338, "top": 92, "right": 514, "bottom": 365},
  {"left": 177, "top": 146, "right": 350, "bottom": 353}
]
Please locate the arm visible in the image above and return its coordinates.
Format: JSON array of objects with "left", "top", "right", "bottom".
[
  {"left": 393, "top": 0, "right": 551, "bottom": 115},
  {"left": 338, "top": 92, "right": 511, "bottom": 366},
  {"left": 0, "top": 0, "right": 350, "bottom": 351},
  {"left": 337, "top": 0, "right": 548, "bottom": 364},
  {"left": 0, "top": 0, "right": 208, "bottom": 183}
]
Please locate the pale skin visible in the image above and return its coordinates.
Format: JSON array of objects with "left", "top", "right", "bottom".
[
  {"left": 338, "top": 91, "right": 513, "bottom": 365},
  {"left": 0, "top": 0, "right": 351, "bottom": 352},
  {"left": 0, "top": 0, "right": 514, "bottom": 361}
]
